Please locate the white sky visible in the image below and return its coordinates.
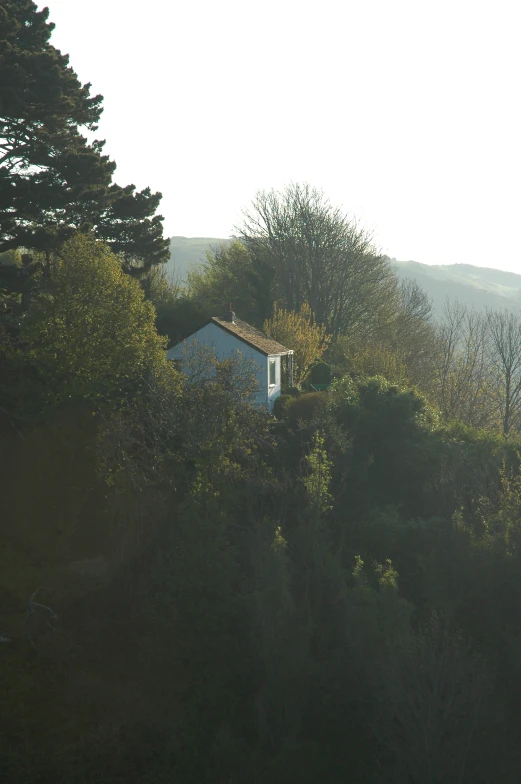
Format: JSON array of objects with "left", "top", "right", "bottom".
[{"left": 45, "top": 0, "right": 520, "bottom": 272}]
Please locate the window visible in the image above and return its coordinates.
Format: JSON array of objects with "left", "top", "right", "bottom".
[{"left": 269, "top": 359, "right": 276, "bottom": 386}]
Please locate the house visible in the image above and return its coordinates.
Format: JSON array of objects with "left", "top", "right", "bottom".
[{"left": 167, "top": 308, "right": 293, "bottom": 410}]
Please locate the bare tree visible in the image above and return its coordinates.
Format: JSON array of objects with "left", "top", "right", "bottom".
[
  {"left": 238, "top": 184, "right": 398, "bottom": 339},
  {"left": 486, "top": 309, "right": 521, "bottom": 436},
  {"left": 433, "top": 301, "right": 496, "bottom": 429},
  {"left": 396, "top": 278, "right": 433, "bottom": 329},
  {"left": 392, "top": 278, "right": 437, "bottom": 389}
]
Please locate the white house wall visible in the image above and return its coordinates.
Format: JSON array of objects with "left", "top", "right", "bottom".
[{"left": 167, "top": 323, "right": 269, "bottom": 408}]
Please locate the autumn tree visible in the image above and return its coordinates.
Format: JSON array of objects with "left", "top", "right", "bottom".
[
  {"left": 263, "top": 303, "right": 330, "bottom": 387},
  {"left": 0, "top": 1, "right": 168, "bottom": 290}
]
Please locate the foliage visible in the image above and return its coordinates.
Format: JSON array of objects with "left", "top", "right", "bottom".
[
  {"left": 303, "top": 431, "right": 332, "bottom": 514},
  {"left": 139, "top": 263, "right": 197, "bottom": 345},
  {"left": 325, "top": 278, "right": 436, "bottom": 390},
  {"left": 263, "top": 303, "right": 330, "bottom": 387},
  {"left": 329, "top": 375, "right": 439, "bottom": 513},
  {"left": 180, "top": 340, "right": 261, "bottom": 407},
  {"left": 342, "top": 339, "right": 409, "bottom": 384},
  {"left": 187, "top": 239, "right": 266, "bottom": 324},
  {"left": 272, "top": 393, "right": 291, "bottom": 419},
  {"left": 1, "top": 331, "right": 520, "bottom": 783},
  {"left": 284, "top": 391, "right": 329, "bottom": 429},
  {"left": 140, "top": 264, "right": 181, "bottom": 309},
  {"left": 307, "top": 360, "right": 332, "bottom": 387},
  {"left": 0, "top": 1, "right": 168, "bottom": 278},
  {"left": 13, "top": 235, "right": 167, "bottom": 412},
  {"left": 0, "top": 249, "right": 21, "bottom": 267},
  {"left": 154, "top": 295, "right": 209, "bottom": 347}
]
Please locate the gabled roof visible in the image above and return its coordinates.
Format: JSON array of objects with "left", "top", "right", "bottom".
[{"left": 211, "top": 316, "right": 292, "bottom": 356}]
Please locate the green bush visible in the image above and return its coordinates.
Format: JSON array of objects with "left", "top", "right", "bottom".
[
  {"left": 329, "top": 375, "right": 438, "bottom": 513},
  {"left": 308, "top": 361, "right": 332, "bottom": 387},
  {"left": 285, "top": 392, "right": 328, "bottom": 428},
  {"left": 273, "top": 394, "right": 291, "bottom": 419}
]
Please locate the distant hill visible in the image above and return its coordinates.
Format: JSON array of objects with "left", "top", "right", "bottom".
[
  {"left": 167, "top": 236, "right": 229, "bottom": 282},
  {"left": 167, "top": 237, "right": 521, "bottom": 316},
  {"left": 390, "top": 260, "right": 521, "bottom": 316}
]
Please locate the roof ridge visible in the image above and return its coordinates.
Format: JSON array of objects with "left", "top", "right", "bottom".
[
  {"left": 211, "top": 315, "right": 292, "bottom": 356},
  {"left": 233, "top": 316, "right": 267, "bottom": 335}
]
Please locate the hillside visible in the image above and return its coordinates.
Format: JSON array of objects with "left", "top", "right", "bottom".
[
  {"left": 390, "top": 259, "right": 521, "bottom": 315},
  {"left": 168, "top": 237, "right": 521, "bottom": 315},
  {"left": 167, "top": 236, "right": 229, "bottom": 281}
]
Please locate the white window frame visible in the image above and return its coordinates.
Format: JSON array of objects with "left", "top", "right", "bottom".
[{"left": 269, "top": 358, "right": 276, "bottom": 387}]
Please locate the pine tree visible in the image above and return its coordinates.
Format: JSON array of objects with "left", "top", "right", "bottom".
[{"left": 0, "top": 1, "right": 168, "bottom": 280}]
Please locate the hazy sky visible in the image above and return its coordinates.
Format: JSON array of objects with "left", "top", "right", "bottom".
[{"left": 45, "top": 0, "right": 520, "bottom": 272}]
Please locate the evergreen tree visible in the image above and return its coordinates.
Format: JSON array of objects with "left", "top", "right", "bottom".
[{"left": 0, "top": 1, "right": 168, "bottom": 283}]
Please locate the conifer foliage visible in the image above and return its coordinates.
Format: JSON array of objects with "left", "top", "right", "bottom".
[{"left": 0, "top": 1, "right": 168, "bottom": 272}]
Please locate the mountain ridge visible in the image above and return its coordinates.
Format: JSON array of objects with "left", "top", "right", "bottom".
[{"left": 167, "top": 237, "right": 521, "bottom": 316}]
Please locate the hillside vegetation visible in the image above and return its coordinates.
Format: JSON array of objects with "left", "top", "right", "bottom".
[
  {"left": 4, "top": 7, "right": 521, "bottom": 783},
  {"left": 392, "top": 259, "right": 521, "bottom": 314},
  {"left": 168, "top": 236, "right": 230, "bottom": 282},
  {"left": 168, "top": 238, "right": 521, "bottom": 316}
]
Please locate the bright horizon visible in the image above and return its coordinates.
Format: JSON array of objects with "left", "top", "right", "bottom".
[{"left": 44, "top": 0, "right": 520, "bottom": 273}]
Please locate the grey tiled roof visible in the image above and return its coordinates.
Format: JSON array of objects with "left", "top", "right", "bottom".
[{"left": 211, "top": 316, "right": 292, "bottom": 356}]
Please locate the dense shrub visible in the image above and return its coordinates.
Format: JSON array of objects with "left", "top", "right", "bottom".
[
  {"left": 284, "top": 391, "right": 328, "bottom": 428},
  {"left": 273, "top": 394, "right": 291, "bottom": 419},
  {"left": 308, "top": 361, "right": 332, "bottom": 386}
]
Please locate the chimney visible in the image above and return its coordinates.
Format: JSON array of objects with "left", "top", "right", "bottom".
[{"left": 226, "top": 302, "right": 236, "bottom": 323}]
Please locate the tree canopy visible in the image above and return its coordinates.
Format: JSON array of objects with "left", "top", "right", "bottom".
[
  {"left": 263, "top": 303, "right": 330, "bottom": 386},
  {"left": 187, "top": 239, "right": 263, "bottom": 323},
  {"left": 239, "top": 183, "right": 397, "bottom": 337},
  {"left": 11, "top": 234, "right": 168, "bottom": 413},
  {"left": 0, "top": 1, "right": 168, "bottom": 273}
]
